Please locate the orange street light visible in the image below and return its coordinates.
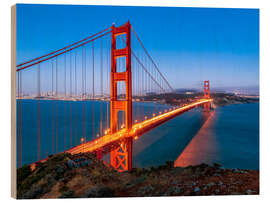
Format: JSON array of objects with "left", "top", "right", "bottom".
[{"left": 81, "top": 137, "right": 84, "bottom": 143}]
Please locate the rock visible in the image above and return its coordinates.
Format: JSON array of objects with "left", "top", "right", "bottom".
[
  {"left": 83, "top": 185, "right": 115, "bottom": 197},
  {"left": 22, "top": 185, "right": 44, "bottom": 199},
  {"left": 220, "top": 185, "right": 226, "bottom": 190},
  {"left": 215, "top": 169, "right": 222, "bottom": 173},
  {"left": 234, "top": 180, "right": 244, "bottom": 185},
  {"left": 238, "top": 170, "right": 247, "bottom": 174},
  {"left": 154, "top": 190, "right": 162, "bottom": 196},
  {"left": 206, "top": 182, "right": 215, "bottom": 187},
  {"left": 198, "top": 163, "right": 209, "bottom": 169},
  {"left": 194, "top": 187, "right": 200, "bottom": 193},
  {"left": 231, "top": 192, "right": 243, "bottom": 195},
  {"left": 172, "top": 167, "right": 185, "bottom": 174},
  {"left": 233, "top": 168, "right": 246, "bottom": 174},
  {"left": 165, "top": 161, "right": 174, "bottom": 168},
  {"left": 125, "top": 176, "right": 146, "bottom": 189},
  {"left": 16, "top": 152, "right": 259, "bottom": 199},
  {"left": 67, "top": 160, "right": 73, "bottom": 168},
  {"left": 59, "top": 190, "right": 74, "bottom": 198},
  {"left": 202, "top": 167, "right": 215, "bottom": 176},
  {"left": 182, "top": 167, "right": 194, "bottom": 176},
  {"left": 56, "top": 165, "right": 66, "bottom": 174},
  {"left": 171, "top": 180, "right": 180, "bottom": 185},
  {"left": 167, "top": 186, "right": 181, "bottom": 195},
  {"left": 46, "top": 174, "right": 57, "bottom": 186},
  {"left": 213, "top": 163, "right": 222, "bottom": 168},
  {"left": 54, "top": 164, "right": 66, "bottom": 180},
  {"left": 137, "top": 185, "right": 154, "bottom": 195}
]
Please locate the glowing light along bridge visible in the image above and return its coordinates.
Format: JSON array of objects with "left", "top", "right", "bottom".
[
  {"left": 68, "top": 98, "right": 212, "bottom": 170},
  {"left": 16, "top": 22, "right": 212, "bottom": 172}
]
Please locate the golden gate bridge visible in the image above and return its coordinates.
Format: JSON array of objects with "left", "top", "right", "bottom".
[{"left": 16, "top": 21, "right": 212, "bottom": 172}]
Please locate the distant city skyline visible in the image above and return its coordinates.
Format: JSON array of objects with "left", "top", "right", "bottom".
[{"left": 16, "top": 4, "right": 259, "bottom": 91}]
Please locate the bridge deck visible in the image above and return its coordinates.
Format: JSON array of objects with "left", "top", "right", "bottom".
[
  {"left": 29, "top": 98, "right": 212, "bottom": 170},
  {"left": 67, "top": 98, "right": 212, "bottom": 155}
]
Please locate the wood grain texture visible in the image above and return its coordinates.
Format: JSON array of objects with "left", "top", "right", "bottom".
[{"left": 11, "top": 4, "right": 17, "bottom": 199}]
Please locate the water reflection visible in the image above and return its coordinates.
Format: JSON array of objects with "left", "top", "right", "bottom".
[
  {"left": 174, "top": 111, "right": 220, "bottom": 167},
  {"left": 133, "top": 109, "right": 212, "bottom": 168}
]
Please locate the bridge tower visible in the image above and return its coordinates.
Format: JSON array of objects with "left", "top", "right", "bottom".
[
  {"left": 203, "top": 80, "right": 210, "bottom": 111},
  {"left": 110, "top": 22, "right": 133, "bottom": 171}
]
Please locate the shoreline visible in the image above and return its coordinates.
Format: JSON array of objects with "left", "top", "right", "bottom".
[{"left": 211, "top": 93, "right": 259, "bottom": 107}]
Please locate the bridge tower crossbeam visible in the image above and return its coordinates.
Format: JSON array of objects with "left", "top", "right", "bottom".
[{"left": 110, "top": 22, "right": 133, "bottom": 172}]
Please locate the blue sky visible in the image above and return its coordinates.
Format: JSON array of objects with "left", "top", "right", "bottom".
[{"left": 16, "top": 4, "right": 259, "bottom": 90}]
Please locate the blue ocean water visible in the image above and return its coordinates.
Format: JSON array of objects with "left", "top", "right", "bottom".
[
  {"left": 16, "top": 100, "right": 169, "bottom": 167},
  {"left": 17, "top": 100, "right": 259, "bottom": 170},
  {"left": 133, "top": 103, "right": 259, "bottom": 170}
]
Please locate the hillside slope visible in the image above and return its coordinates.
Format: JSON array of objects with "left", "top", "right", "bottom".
[{"left": 17, "top": 153, "right": 259, "bottom": 199}]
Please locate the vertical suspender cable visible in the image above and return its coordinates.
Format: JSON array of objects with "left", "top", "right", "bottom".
[
  {"left": 55, "top": 57, "right": 58, "bottom": 153},
  {"left": 138, "top": 48, "right": 141, "bottom": 121},
  {"left": 70, "top": 52, "right": 73, "bottom": 148},
  {"left": 92, "top": 42, "right": 95, "bottom": 140},
  {"left": 75, "top": 51, "right": 77, "bottom": 145},
  {"left": 20, "top": 71, "right": 22, "bottom": 167},
  {"left": 37, "top": 64, "right": 41, "bottom": 161},
  {"left": 18, "top": 71, "right": 22, "bottom": 167},
  {"left": 83, "top": 47, "right": 85, "bottom": 141},
  {"left": 146, "top": 57, "right": 149, "bottom": 118},
  {"left": 17, "top": 72, "right": 20, "bottom": 167},
  {"left": 64, "top": 54, "right": 67, "bottom": 151},
  {"left": 81, "top": 48, "right": 84, "bottom": 142},
  {"left": 100, "top": 38, "right": 103, "bottom": 137},
  {"left": 20, "top": 71, "right": 23, "bottom": 167},
  {"left": 107, "top": 35, "right": 109, "bottom": 130},
  {"left": 84, "top": 47, "right": 87, "bottom": 141},
  {"left": 51, "top": 60, "right": 54, "bottom": 154},
  {"left": 136, "top": 53, "right": 138, "bottom": 122},
  {"left": 137, "top": 50, "right": 139, "bottom": 122},
  {"left": 142, "top": 54, "right": 145, "bottom": 119},
  {"left": 17, "top": 71, "right": 22, "bottom": 167}
]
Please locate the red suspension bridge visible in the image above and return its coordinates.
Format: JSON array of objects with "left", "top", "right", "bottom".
[{"left": 16, "top": 22, "right": 212, "bottom": 172}]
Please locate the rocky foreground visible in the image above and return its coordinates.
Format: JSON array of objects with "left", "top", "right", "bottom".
[{"left": 17, "top": 153, "right": 259, "bottom": 199}]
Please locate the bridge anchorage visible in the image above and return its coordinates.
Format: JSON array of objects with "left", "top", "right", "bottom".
[{"left": 17, "top": 21, "right": 212, "bottom": 172}]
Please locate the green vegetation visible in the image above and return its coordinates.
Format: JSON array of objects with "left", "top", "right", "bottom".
[
  {"left": 17, "top": 152, "right": 259, "bottom": 199},
  {"left": 17, "top": 165, "right": 32, "bottom": 188}
]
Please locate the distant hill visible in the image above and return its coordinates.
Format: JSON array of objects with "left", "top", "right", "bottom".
[{"left": 175, "top": 88, "right": 199, "bottom": 94}]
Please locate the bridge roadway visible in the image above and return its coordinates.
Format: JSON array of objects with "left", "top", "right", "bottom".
[
  {"left": 29, "top": 98, "right": 212, "bottom": 170},
  {"left": 67, "top": 98, "right": 212, "bottom": 156}
]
